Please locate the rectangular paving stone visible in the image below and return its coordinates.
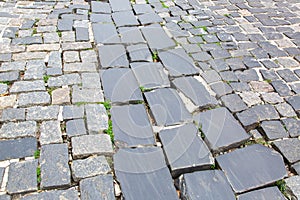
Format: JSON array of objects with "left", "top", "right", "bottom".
[
  {"left": 57, "top": 18, "right": 73, "bottom": 31},
  {"left": 286, "top": 96, "right": 300, "bottom": 112},
  {"left": 261, "top": 121, "right": 288, "bottom": 140},
  {"left": 282, "top": 118, "right": 300, "bottom": 137},
  {"left": 26, "top": 106, "right": 59, "bottom": 121},
  {"left": 85, "top": 104, "right": 108, "bottom": 134},
  {"left": 92, "top": 23, "right": 120, "bottom": 44},
  {"left": 98, "top": 45, "right": 128, "bottom": 68},
  {"left": 173, "top": 77, "right": 218, "bottom": 109},
  {"left": 75, "top": 27, "right": 89, "bottom": 41},
  {"left": 71, "top": 134, "right": 113, "bottom": 159},
  {"left": 114, "top": 147, "right": 179, "bottom": 200},
  {"left": 138, "top": 13, "right": 163, "bottom": 25},
  {"left": 101, "top": 68, "right": 143, "bottom": 103},
  {"left": 91, "top": 1, "right": 111, "bottom": 13},
  {"left": 0, "top": 137, "right": 37, "bottom": 161},
  {"left": 112, "top": 11, "right": 139, "bottom": 27},
  {"left": 81, "top": 73, "right": 101, "bottom": 89},
  {"left": 0, "top": 95, "right": 16, "bottom": 109},
  {"left": 118, "top": 27, "right": 145, "bottom": 44},
  {"left": 145, "top": 88, "right": 192, "bottom": 126},
  {"left": 19, "top": 187, "right": 79, "bottom": 200},
  {"left": 0, "top": 121, "right": 37, "bottom": 139},
  {"left": 110, "top": 0, "right": 131, "bottom": 12},
  {"left": 62, "top": 42, "right": 92, "bottom": 51},
  {"left": 159, "top": 48, "right": 199, "bottom": 77},
  {"left": 111, "top": 104, "right": 155, "bottom": 147},
  {"left": 47, "top": 74, "right": 81, "bottom": 87},
  {"left": 238, "top": 187, "right": 286, "bottom": 200},
  {"left": 66, "top": 119, "right": 87, "bottom": 137},
  {"left": 62, "top": 105, "right": 84, "bottom": 120},
  {"left": 0, "top": 61, "right": 26, "bottom": 72},
  {"left": 141, "top": 24, "right": 176, "bottom": 50},
  {"left": 194, "top": 107, "right": 250, "bottom": 152},
  {"left": 17, "top": 92, "right": 50, "bottom": 107},
  {"left": 90, "top": 13, "right": 113, "bottom": 23},
  {"left": 285, "top": 176, "right": 300, "bottom": 200},
  {"left": 40, "top": 144, "right": 71, "bottom": 189},
  {"left": 71, "top": 156, "right": 110, "bottom": 182},
  {"left": 23, "top": 60, "right": 46, "bottom": 80},
  {"left": 0, "top": 71, "right": 19, "bottom": 82},
  {"left": 127, "top": 44, "right": 152, "bottom": 62},
  {"left": 130, "top": 62, "right": 170, "bottom": 89},
  {"left": 80, "top": 175, "right": 114, "bottom": 200},
  {"left": 40, "top": 121, "right": 62, "bottom": 145},
  {"left": 133, "top": 4, "right": 154, "bottom": 14},
  {"left": 72, "top": 86, "right": 104, "bottom": 103},
  {"left": 221, "top": 94, "right": 248, "bottom": 113},
  {"left": 7, "top": 160, "right": 38, "bottom": 194},
  {"left": 179, "top": 170, "right": 236, "bottom": 200},
  {"left": 159, "top": 123, "right": 213, "bottom": 177},
  {"left": 12, "top": 36, "right": 42, "bottom": 45},
  {"left": 10, "top": 80, "right": 45, "bottom": 93},
  {"left": 63, "top": 62, "right": 97, "bottom": 72},
  {"left": 273, "top": 138, "right": 300, "bottom": 164},
  {"left": 216, "top": 144, "right": 287, "bottom": 193}
]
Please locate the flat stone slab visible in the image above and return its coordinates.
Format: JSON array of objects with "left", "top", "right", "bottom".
[
  {"left": 141, "top": 24, "right": 176, "bottom": 50},
  {"left": 130, "top": 62, "right": 170, "bottom": 89},
  {"left": 159, "top": 48, "right": 199, "bottom": 77},
  {"left": 0, "top": 108, "right": 25, "bottom": 122},
  {"left": 221, "top": 94, "right": 248, "bottom": 113},
  {"left": 261, "top": 121, "right": 288, "bottom": 140},
  {"left": 112, "top": 11, "right": 139, "bottom": 27},
  {"left": 285, "top": 176, "right": 300, "bottom": 199},
  {"left": 91, "top": 1, "right": 111, "bottom": 13},
  {"left": 216, "top": 144, "right": 287, "bottom": 193},
  {"left": 26, "top": 106, "right": 59, "bottom": 121},
  {"left": 118, "top": 27, "right": 145, "bottom": 44},
  {"left": 17, "top": 92, "right": 50, "bottom": 107},
  {"left": 111, "top": 104, "right": 155, "bottom": 147},
  {"left": 71, "top": 134, "right": 113, "bottom": 159},
  {"left": 72, "top": 86, "right": 104, "bottom": 103},
  {"left": 101, "top": 68, "right": 143, "bottom": 103},
  {"left": 145, "top": 88, "right": 192, "bottom": 126},
  {"left": 85, "top": 104, "right": 108, "bottom": 134},
  {"left": 7, "top": 160, "right": 38, "bottom": 194},
  {"left": 127, "top": 44, "right": 152, "bottom": 62},
  {"left": 0, "top": 121, "right": 37, "bottom": 139},
  {"left": 71, "top": 156, "right": 110, "bottom": 181},
  {"left": 98, "top": 45, "right": 128, "bottom": 68},
  {"left": 62, "top": 105, "right": 84, "bottom": 120},
  {"left": 194, "top": 107, "right": 250, "bottom": 152},
  {"left": 173, "top": 77, "right": 218, "bottom": 109},
  {"left": 114, "top": 147, "right": 179, "bottom": 200},
  {"left": 10, "top": 80, "right": 45, "bottom": 93},
  {"left": 273, "top": 138, "right": 300, "bottom": 164},
  {"left": 66, "top": 119, "right": 87, "bottom": 137},
  {"left": 40, "top": 121, "right": 62, "bottom": 145},
  {"left": 92, "top": 23, "right": 120, "bottom": 44},
  {"left": 179, "top": 170, "right": 236, "bottom": 200},
  {"left": 40, "top": 144, "right": 71, "bottom": 189},
  {"left": 237, "top": 187, "right": 286, "bottom": 200},
  {"left": 110, "top": 0, "right": 131, "bottom": 12},
  {"left": 20, "top": 187, "right": 79, "bottom": 200},
  {"left": 80, "top": 175, "right": 115, "bottom": 200},
  {"left": 159, "top": 123, "right": 213, "bottom": 177},
  {"left": 0, "top": 137, "right": 37, "bottom": 161}
]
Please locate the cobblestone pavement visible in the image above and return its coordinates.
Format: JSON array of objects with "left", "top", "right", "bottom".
[{"left": 0, "top": 0, "right": 300, "bottom": 199}]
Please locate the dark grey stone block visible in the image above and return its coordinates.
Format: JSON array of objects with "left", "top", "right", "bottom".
[
  {"left": 133, "top": 4, "right": 154, "bottom": 14},
  {"left": 271, "top": 80, "right": 292, "bottom": 96},
  {"left": 201, "top": 70, "right": 221, "bottom": 84},
  {"left": 0, "top": 121, "right": 37, "bottom": 139},
  {"left": 114, "top": 147, "right": 179, "bottom": 200},
  {"left": 12, "top": 37, "right": 42, "bottom": 45},
  {"left": 66, "top": 119, "right": 86, "bottom": 137},
  {"left": 90, "top": 13, "right": 112, "bottom": 23},
  {"left": 285, "top": 176, "right": 300, "bottom": 200},
  {"left": 26, "top": 106, "right": 59, "bottom": 121},
  {"left": 138, "top": 13, "right": 163, "bottom": 25},
  {"left": 282, "top": 118, "right": 300, "bottom": 137},
  {"left": 191, "top": 52, "right": 212, "bottom": 62},
  {"left": 75, "top": 27, "right": 89, "bottom": 41},
  {"left": 252, "top": 104, "right": 280, "bottom": 121},
  {"left": 238, "top": 187, "right": 286, "bottom": 200},
  {"left": 110, "top": 0, "right": 131, "bottom": 12},
  {"left": 92, "top": 24, "right": 120, "bottom": 44},
  {"left": 118, "top": 27, "right": 145, "bottom": 44},
  {"left": 194, "top": 107, "right": 250, "bottom": 152},
  {"left": 145, "top": 88, "right": 192, "bottom": 126},
  {"left": 0, "top": 137, "right": 37, "bottom": 161},
  {"left": 98, "top": 45, "right": 128, "bottom": 68},
  {"left": 286, "top": 95, "right": 300, "bottom": 112},
  {"left": 3, "top": 27, "right": 18, "bottom": 38},
  {"left": 130, "top": 62, "right": 170, "bottom": 89},
  {"left": 216, "top": 144, "right": 287, "bottom": 193},
  {"left": 221, "top": 94, "right": 248, "bottom": 113},
  {"left": 141, "top": 24, "right": 176, "bottom": 50},
  {"left": 210, "top": 50, "right": 231, "bottom": 59},
  {"left": 91, "top": 1, "right": 111, "bottom": 13},
  {"left": 173, "top": 77, "right": 218, "bottom": 109},
  {"left": 19, "top": 187, "right": 79, "bottom": 200},
  {"left": 235, "top": 69, "right": 259, "bottom": 82},
  {"left": 273, "top": 138, "right": 300, "bottom": 164},
  {"left": 62, "top": 105, "right": 84, "bottom": 120},
  {"left": 111, "top": 104, "right": 155, "bottom": 147},
  {"left": 101, "top": 68, "right": 143, "bottom": 103},
  {"left": 179, "top": 170, "right": 236, "bottom": 200},
  {"left": 7, "top": 160, "right": 37, "bottom": 194},
  {"left": 292, "top": 162, "right": 300, "bottom": 175},
  {"left": 112, "top": 11, "right": 139, "bottom": 27},
  {"left": 127, "top": 44, "right": 152, "bottom": 62},
  {"left": 277, "top": 69, "right": 299, "bottom": 82},
  {"left": 40, "top": 144, "right": 71, "bottom": 189},
  {"left": 261, "top": 121, "right": 288, "bottom": 140},
  {"left": 210, "top": 82, "right": 233, "bottom": 97},
  {"left": 80, "top": 175, "right": 115, "bottom": 200},
  {"left": 159, "top": 48, "right": 199, "bottom": 77},
  {"left": 159, "top": 123, "right": 213, "bottom": 177},
  {"left": 57, "top": 19, "right": 73, "bottom": 31}
]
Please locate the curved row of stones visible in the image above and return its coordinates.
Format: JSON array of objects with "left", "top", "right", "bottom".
[{"left": 0, "top": 0, "right": 299, "bottom": 199}]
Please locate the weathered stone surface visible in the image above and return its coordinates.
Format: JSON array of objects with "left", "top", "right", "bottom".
[
  {"left": 72, "top": 86, "right": 104, "bottom": 103},
  {"left": 159, "top": 123, "right": 213, "bottom": 177},
  {"left": 63, "top": 51, "right": 80, "bottom": 63},
  {"left": 282, "top": 118, "right": 300, "bottom": 137},
  {"left": 194, "top": 107, "right": 250, "bottom": 152},
  {"left": 119, "top": 27, "right": 145, "bottom": 44},
  {"left": 0, "top": 137, "right": 37, "bottom": 161},
  {"left": 141, "top": 24, "right": 176, "bottom": 50},
  {"left": 20, "top": 187, "right": 79, "bottom": 200},
  {"left": 217, "top": 144, "right": 287, "bottom": 193},
  {"left": 210, "top": 82, "right": 233, "bottom": 97},
  {"left": 273, "top": 138, "right": 300, "bottom": 164},
  {"left": 114, "top": 147, "right": 179, "bottom": 200},
  {"left": 292, "top": 162, "right": 300, "bottom": 175},
  {"left": 238, "top": 187, "right": 286, "bottom": 200},
  {"left": 48, "top": 74, "right": 81, "bottom": 87},
  {"left": 85, "top": 104, "right": 108, "bottom": 134},
  {"left": 286, "top": 96, "right": 300, "bottom": 112},
  {"left": 261, "top": 92, "right": 284, "bottom": 104},
  {"left": 236, "top": 109, "right": 259, "bottom": 130},
  {"left": 0, "top": 121, "right": 36, "bottom": 139},
  {"left": 92, "top": 24, "right": 120, "bottom": 44},
  {"left": 112, "top": 11, "right": 139, "bottom": 27},
  {"left": 10, "top": 80, "right": 45, "bottom": 93},
  {"left": 101, "top": 68, "right": 143, "bottom": 103},
  {"left": 285, "top": 176, "right": 300, "bottom": 200},
  {"left": 12, "top": 36, "right": 42, "bottom": 45},
  {"left": 75, "top": 27, "right": 89, "bottom": 41},
  {"left": 261, "top": 121, "right": 288, "bottom": 140},
  {"left": 0, "top": 95, "right": 17, "bottom": 109},
  {"left": 271, "top": 80, "right": 292, "bottom": 96},
  {"left": 145, "top": 88, "right": 191, "bottom": 126},
  {"left": 64, "top": 62, "right": 97, "bottom": 73},
  {"left": 179, "top": 170, "right": 236, "bottom": 200},
  {"left": 127, "top": 44, "right": 152, "bottom": 62},
  {"left": 71, "top": 156, "right": 110, "bottom": 181},
  {"left": 0, "top": 108, "right": 25, "bottom": 122},
  {"left": 57, "top": 18, "right": 73, "bottom": 31},
  {"left": 71, "top": 134, "right": 113, "bottom": 159},
  {"left": 0, "top": 84, "right": 8, "bottom": 94},
  {"left": 17, "top": 92, "right": 50, "bottom": 107},
  {"left": 159, "top": 48, "right": 199, "bottom": 77},
  {"left": 7, "top": 160, "right": 38, "bottom": 194},
  {"left": 40, "top": 144, "right": 71, "bottom": 189},
  {"left": 98, "top": 45, "right": 128, "bottom": 68},
  {"left": 66, "top": 119, "right": 86, "bottom": 137},
  {"left": 26, "top": 106, "right": 59, "bottom": 121},
  {"left": 131, "top": 62, "right": 170, "bottom": 89},
  {"left": 81, "top": 73, "right": 101, "bottom": 89},
  {"left": 221, "top": 94, "right": 248, "bottom": 112},
  {"left": 0, "top": 194, "right": 10, "bottom": 200},
  {"left": 111, "top": 104, "right": 155, "bottom": 147},
  {"left": 62, "top": 105, "right": 84, "bottom": 120},
  {"left": 0, "top": 71, "right": 19, "bottom": 82},
  {"left": 80, "top": 175, "right": 115, "bottom": 200},
  {"left": 52, "top": 87, "right": 70, "bottom": 105},
  {"left": 91, "top": 1, "right": 111, "bottom": 13},
  {"left": 138, "top": 13, "right": 163, "bottom": 25},
  {"left": 40, "top": 121, "right": 62, "bottom": 145},
  {"left": 110, "top": 0, "right": 131, "bottom": 12}
]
